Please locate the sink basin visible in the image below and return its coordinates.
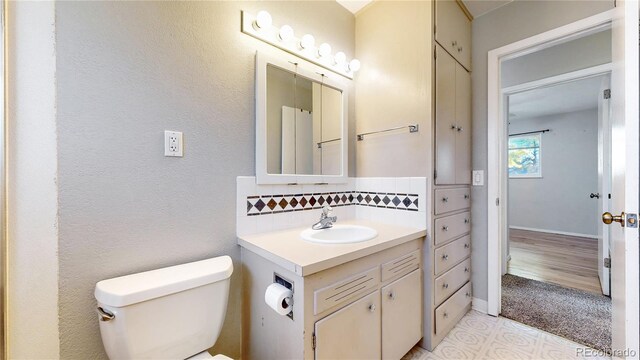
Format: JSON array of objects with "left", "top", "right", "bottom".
[{"left": 300, "top": 224, "right": 378, "bottom": 244}]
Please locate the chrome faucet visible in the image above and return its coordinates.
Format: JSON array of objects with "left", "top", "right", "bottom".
[{"left": 312, "top": 205, "right": 338, "bottom": 230}]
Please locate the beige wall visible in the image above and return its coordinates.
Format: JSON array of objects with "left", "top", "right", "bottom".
[
  {"left": 52, "top": 1, "right": 354, "bottom": 359},
  {"left": 355, "top": 1, "right": 433, "bottom": 177},
  {"left": 6, "top": 1, "right": 60, "bottom": 358}
]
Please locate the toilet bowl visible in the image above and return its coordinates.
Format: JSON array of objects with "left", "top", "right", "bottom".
[{"left": 95, "top": 256, "right": 234, "bottom": 359}]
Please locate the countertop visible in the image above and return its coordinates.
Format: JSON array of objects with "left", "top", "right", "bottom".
[{"left": 237, "top": 220, "right": 427, "bottom": 276}]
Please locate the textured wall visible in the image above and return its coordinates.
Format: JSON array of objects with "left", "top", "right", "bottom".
[
  {"left": 55, "top": 1, "right": 354, "bottom": 358},
  {"left": 508, "top": 109, "right": 599, "bottom": 236},
  {"left": 470, "top": 0, "right": 614, "bottom": 301},
  {"left": 6, "top": 2, "right": 60, "bottom": 358}
]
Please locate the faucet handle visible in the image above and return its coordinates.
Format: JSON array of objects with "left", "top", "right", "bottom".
[{"left": 322, "top": 205, "right": 333, "bottom": 216}]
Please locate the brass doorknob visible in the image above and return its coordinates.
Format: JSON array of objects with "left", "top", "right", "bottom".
[{"left": 602, "top": 212, "right": 625, "bottom": 226}]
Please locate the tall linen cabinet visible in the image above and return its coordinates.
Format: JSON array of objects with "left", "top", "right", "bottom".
[{"left": 355, "top": 0, "right": 473, "bottom": 351}]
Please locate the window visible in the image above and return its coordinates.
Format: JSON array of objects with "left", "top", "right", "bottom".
[{"left": 508, "top": 133, "right": 541, "bottom": 178}]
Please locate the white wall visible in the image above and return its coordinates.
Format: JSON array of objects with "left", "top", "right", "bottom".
[
  {"left": 471, "top": 0, "right": 614, "bottom": 301},
  {"left": 52, "top": 2, "right": 354, "bottom": 359},
  {"left": 501, "top": 29, "right": 612, "bottom": 88},
  {"left": 6, "top": 1, "right": 60, "bottom": 358},
  {"left": 508, "top": 109, "right": 599, "bottom": 237}
]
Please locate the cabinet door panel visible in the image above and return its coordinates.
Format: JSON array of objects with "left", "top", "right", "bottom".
[
  {"left": 382, "top": 269, "right": 422, "bottom": 360},
  {"left": 455, "top": 63, "right": 471, "bottom": 184},
  {"left": 435, "top": 0, "right": 471, "bottom": 71},
  {"left": 315, "top": 291, "right": 381, "bottom": 360},
  {"left": 435, "top": 46, "right": 457, "bottom": 185}
]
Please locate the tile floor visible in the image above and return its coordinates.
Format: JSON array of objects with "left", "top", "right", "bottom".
[{"left": 402, "top": 311, "right": 609, "bottom": 360}]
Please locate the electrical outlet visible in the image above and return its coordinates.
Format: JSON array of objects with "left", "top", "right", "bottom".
[{"left": 164, "top": 130, "right": 183, "bottom": 157}]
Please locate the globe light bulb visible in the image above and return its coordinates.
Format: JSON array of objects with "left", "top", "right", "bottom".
[
  {"left": 318, "top": 43, "right": 332, "bottom": 58},
  {"left": 334, "top": 52, "right": 347, "bottom": 65},
  {"left": 349, "top": 59, "right": 361, "bottom": 72},
  {"left": 279, "top": 25, "right": 294, "bottom": 41},
  {"left": 254, "top": 11, "right": 272, "bottom": 30},
  {"left": 299, "top": 34, "right": 315, "bottom": 49}
]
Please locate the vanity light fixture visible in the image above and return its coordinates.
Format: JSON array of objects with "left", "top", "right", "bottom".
[
  {"left": 317, "top": 43, "right": 332, "bottom": 58},
  {"left": 299, "top": 34, "right": 315, "bottom": 50},
  {"left": 279, "top": 25, "right": 294, "bottom": 42},
  {"left": 349, "top": 59, "right": 361, "bottom": 72},
  {"left": 254, "top": 10, "right": 272, "bottom": 30},
  {"left": 334, "top": 52, "right": 347, "bottom": 66},
  {"left": 241, "top": 10, "right": 360, "bottom": 79}
]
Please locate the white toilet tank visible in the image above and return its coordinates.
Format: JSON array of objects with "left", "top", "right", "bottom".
[{"left": 95, "top": 256, "right": 233, "bottom": 360}]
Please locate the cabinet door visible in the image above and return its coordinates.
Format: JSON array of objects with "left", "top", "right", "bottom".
[
  {"left": 381, "top": 269, "right": 422, "bottom": 360},
  {"left": 455, "top": 63, "right": 471, "bottom": 184},
  {"left": 435, "top": 0, "right": 472, "bottom": 71},
  {"left": 315, "top": 291, "right": 381, "bottom": 360},
  {"left": 435, "top": 45, "right": 457, "bottom": 185}
]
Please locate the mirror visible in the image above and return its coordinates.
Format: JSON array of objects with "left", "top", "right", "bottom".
[{"left": 256, "top": 53, "right": 348, "bottom": 184}]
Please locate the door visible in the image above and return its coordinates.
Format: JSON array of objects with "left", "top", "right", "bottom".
[
  {"left": 381, "top": 270, "right": 422, "bottom": 360},
  {"left": 597, "top": 75, "right": 612, "bottom": 296},
  {"left": 435, "top": 45, "right": 456, "bottom": 185},
  {"left": 607, "top": 0, "right": 639, "bottom": 354},
  {"left": 314, "top": 291, "right": 381, "bottom": 360},
  {"left": 454, "top": 63, "right": 471, "bottom": 184}
]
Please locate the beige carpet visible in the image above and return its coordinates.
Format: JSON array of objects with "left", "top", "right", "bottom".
[{"left": 501, "top": 274, "right": 611, "bottom": 352}]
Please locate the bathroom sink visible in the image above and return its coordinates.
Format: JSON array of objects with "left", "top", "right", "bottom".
[{"left": 300, "top": 225, "right": 378, "bottom": 244}]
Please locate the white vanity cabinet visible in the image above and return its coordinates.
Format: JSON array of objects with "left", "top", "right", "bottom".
[{"left": 240, "top": 235, "right": 424, "bottom": 360}]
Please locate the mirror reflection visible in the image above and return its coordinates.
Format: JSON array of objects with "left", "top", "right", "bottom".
[{"left": 266, "top": 65, "right": 342, "bottom": 176}]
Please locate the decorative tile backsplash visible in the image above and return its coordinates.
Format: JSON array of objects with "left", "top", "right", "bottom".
[{"left": 246, "top": 191, "right": 418, "bottom": 216}]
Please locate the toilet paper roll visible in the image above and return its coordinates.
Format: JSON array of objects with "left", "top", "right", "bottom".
[{"left": 264, "top": 283, "right": 293, "bottom": 316}]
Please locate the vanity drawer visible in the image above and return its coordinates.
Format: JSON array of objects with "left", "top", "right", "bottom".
[
  {"left": 434, "top": 211, "right": 471, "bottom": 246},
  {"left": 434, "top": 188, "right": 470, "bottom": 215},
  {"left": 435, "top": 282, "right": 472, "bottom": 335},
  {"left": 434, "top": 235, "right": 470, "bottom": 275},
  {"left": 435, "top": 258, "right": 471, "bottom": 305},
  {"left": 381, "top": 250, "right": 421, "bottom": 282},
  {"left": 314, "top": 267, "right": 380, "bottom": 315}
]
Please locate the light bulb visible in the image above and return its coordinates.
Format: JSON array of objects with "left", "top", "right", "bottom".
[
  {"left": 318, "top": 43, "right": 332, "bottom": 58},
  {"left": 254, "top": 11, "right": 272, "bottom": 30},
  {"left": 278, "top": 25, "right": 294, "bottom": 41},
  {"left": 349, "top": 59, "right": 361, "bottom": 72},
  {"left": 300, "top": 34, "right": 315, "bottom": 49},
  {"left": 334, "top": 52, "right": 346, "bottom": 65}
]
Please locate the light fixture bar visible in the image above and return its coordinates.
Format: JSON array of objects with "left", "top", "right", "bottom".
[{"left": 241, "top": 11, "right": 358, "bottom": 80}]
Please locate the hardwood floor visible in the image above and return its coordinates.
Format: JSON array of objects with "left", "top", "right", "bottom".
[{"left": 507, "top": 229, "right": 603, "bottom": 294}]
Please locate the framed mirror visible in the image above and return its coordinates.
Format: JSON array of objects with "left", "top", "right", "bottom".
[{"left": 255, "top": 52, "right": 348, "bottom": 184}]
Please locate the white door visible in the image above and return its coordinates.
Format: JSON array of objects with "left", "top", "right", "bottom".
[
  {"left": 597, "top": 75, "right": 611, "bottom": 296},
  {"left": 608, "top": 0, "right": 639, "bottom": 355}
]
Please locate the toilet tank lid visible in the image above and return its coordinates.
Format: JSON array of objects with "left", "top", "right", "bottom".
[{"left": 95, "top": 256, "right": 233, "bottom": 307}]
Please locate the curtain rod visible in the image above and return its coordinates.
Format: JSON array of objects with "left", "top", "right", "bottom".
[{"left": 508, "top": 129, "right": 550, "bottom": 137}]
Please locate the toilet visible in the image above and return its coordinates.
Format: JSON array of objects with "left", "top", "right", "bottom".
[{"left": 94, "top": 256, "right": 234, "bottom": 360}]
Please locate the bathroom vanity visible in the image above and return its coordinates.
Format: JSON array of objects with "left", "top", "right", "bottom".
[{"left": 239, "top": 221, "right": 426, "bottom": 360}]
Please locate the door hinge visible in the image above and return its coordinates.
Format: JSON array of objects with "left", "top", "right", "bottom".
[
  {"left": 312, "top": 333, "right": 316, "bottom": 350},
  {"left": 627, "top": 213, "right": 638, "bottom": 228},
  {"left": 434, "top": 169, "right": 437, "bottom": 180},
  {"left": 604, "top": 89, "right": 611, "bottom": 99},
  {"left": 496, "top": 198, "right": 500, "bottom": 206},
  {"left": 434, "top": 46, "right": 437, "bottom": 60},
  {"left": 604, "top": 257, "right": 611, "bottom": 269}
]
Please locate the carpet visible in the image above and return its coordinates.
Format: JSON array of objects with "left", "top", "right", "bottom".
[{"left": 501, "top": 273, "right": 611, "bottom": 352}]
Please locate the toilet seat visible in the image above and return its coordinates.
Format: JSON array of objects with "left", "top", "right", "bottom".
[{"left": 186, "top": 351, "right": 232, "bottom": 360}]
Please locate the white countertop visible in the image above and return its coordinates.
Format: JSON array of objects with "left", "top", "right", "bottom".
[{"left": 237, "top": 220, "right": 427, "bottom": 276}]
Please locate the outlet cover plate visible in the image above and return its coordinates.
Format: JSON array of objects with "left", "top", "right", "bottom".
[
  {"left": 472, "top": 170, "right": 484, "bottom": 186},
  {"left": 164, "top": 130, "right": 183, "bottom": 157}
]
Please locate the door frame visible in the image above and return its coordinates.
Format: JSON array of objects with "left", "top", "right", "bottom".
[{"left": 487, "top": 9, "right": 616, "bottom": 316}]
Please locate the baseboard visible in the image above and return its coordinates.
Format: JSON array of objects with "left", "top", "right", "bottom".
[
  {"left": 508, "top": 226, "right": 598, "bottom": 239},
  {"left": 472, "top": 297, "right": 488, "bottom": 314}
]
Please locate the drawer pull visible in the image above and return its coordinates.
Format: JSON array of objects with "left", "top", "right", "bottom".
[
  {"left": 464, "top": 194, "right": 470, "bottom": 200},
  {"left": 443, "top": 312, "right": 449, "bottom": 318},
  {"left": 457, "top": 126, "right": 463, "bottom": 132},
  {"left": 464, "top": 218, "right": 470, "bottom": 224},
  {"left": 464, "top": 267, "right": 469, "bottom": 273},
  {"left": 443, "top": 283, "right": 449, "bottom": 289},
  {"left": 451, "top": 124, "right": 456, "bottom": 130},
  {"left": 458, "top": 46, "right": 463, "bottom": 52},
  {"left": 442, "top": 197, "right": 449, "bottom": 203},
  {"left": 451, "top": 41, "right": 457, "bottom": 47},
  {"left": 464, "top": 243, "right": 470, "bottom": 249},
  {"left": 388, "top": 291, "right": 395, "bottom": 300},
  {"left": 368, "top": 304, "right": 376, "bottom": 312},
  {"left": 465, "top": 292, "right": 472, "bottom": 298},
  {"left": 442, "top": 254, "right": 449, "bottom": 260},
  {"left": 442, "top": 226, "right": 449, "bottom": 232}
]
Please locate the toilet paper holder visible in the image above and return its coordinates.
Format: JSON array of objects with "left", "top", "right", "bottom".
[{"left": 274, "top": 273, "right": 294, "bottom": 320}]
